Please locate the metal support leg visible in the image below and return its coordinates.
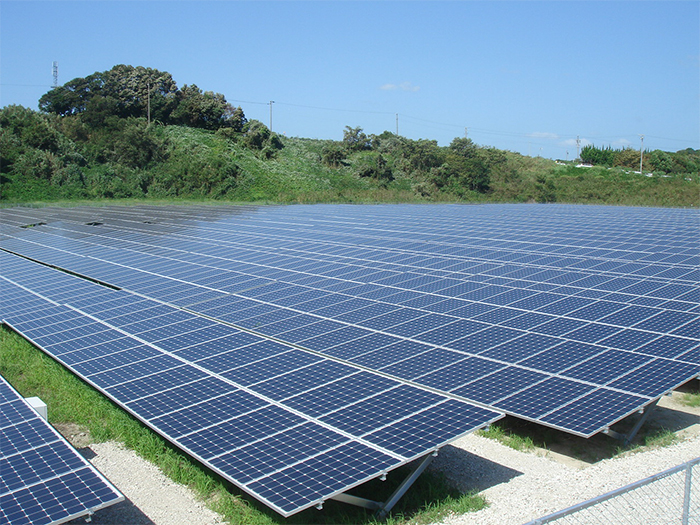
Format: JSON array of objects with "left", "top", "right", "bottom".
[
  {"left": 376, "top": 451, "right": 437, "bottom": 518},
  {"left": 331, "top": 492, "right": 382, "bottom": 511},
  {"left": 329, "top": 451, "right": 438, "bottom": 517},
  {"left": 682, "top": 461, "right": 692, "bottom": 525},
  {"left": 604, "top": 398, "right": 660, "bottom": 446}
]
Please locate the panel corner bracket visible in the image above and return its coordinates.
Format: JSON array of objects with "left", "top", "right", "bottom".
[
  {"left": 329, "top": 450, "right": 438, "bottom": 517},
  {"left": 604, "top": 397, "right": 660, "bottom": 446}
]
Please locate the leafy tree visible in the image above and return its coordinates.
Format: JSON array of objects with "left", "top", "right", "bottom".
[
  {"left": 172, "top": 84, "right": 239, "bottom": 130},
  {"left": 321, "top": 143, "right": 347, "bottom": 167},
  {"left": 405, "top": 139, "right": 444, "bottom": 172},
  {"left": 613, "top": 148, "right": 642, "bottom": 170},
  {"left": 0, "top": 105, "right": 84, "bottom": 180},
  {"left": 353, "top": 153, "right": 393, "bottom": 183},
  {"left": 672, "top": 149, "right": 700, "bottom": 174},
  {"left": 343, "top": 126, "right": 372, "bottom": 152},
  {"left": 39, "top": 65, "right": 178, "bottom": 122},
  {"left": 448, "top": 137, "right": 479, "bottom": 158},
  {"left": 423, "top": 138, "right": 493, "bottom": 194},
  {"left": 38, "top": 65, "right": 243, "bottom": 131},
  {"left": 241, "top": 120, "right": 283, "bottom": 156},
  {"left": 228, "top": 106, "right": 247, "bottom": 132},
  {"left": 534, "top": 174, "right": 557, "bottom": 203},
  {"left": 0, "top": 105, "right": 63, "bottom": 154},
  {"left": 242, "top": 120, "right": 270, "bottom": 149},
  {"left": 580, "top": 145, "right": 615, "bottom": 166}
]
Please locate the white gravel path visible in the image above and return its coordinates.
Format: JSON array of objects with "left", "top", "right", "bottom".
[
  {"left": 69, "top": 441, "right": 226, "bottom": 525},
  {"left": 79, "top": 434, "right": 698, "bottom": 525},
  {"left": 66, "top": 394, "right": 699, "bottom": 525},
  {"left": 430, "top": 432, "right": 700, "bottom": 525}
]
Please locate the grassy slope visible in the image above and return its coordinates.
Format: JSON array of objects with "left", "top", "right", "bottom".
[{"left": 3, "top": 124, "right": 697, "bottom": 206}]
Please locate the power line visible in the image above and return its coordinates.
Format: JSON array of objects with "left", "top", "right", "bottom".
[
  {"left": 276, "top": 101, "right": 394, "bottom": 115},
  {"left": 4, "top": 83, "right": 695, "bottom": 147},
  {"left": 0, "top": 83, "right": 54, "bottom": 88},
  {"left": 644, "top": 134, "right": 696, "bottom": 143},
  {"left": 228, "top": 98, "right": 269, "bottom": 106}
]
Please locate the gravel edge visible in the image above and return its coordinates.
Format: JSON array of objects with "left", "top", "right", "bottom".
[
  {"left": 71, "top": 441, "right": 226, "bottom": 525},
  {"left": 429, "top": 432, "right": 700, "bottom": 525}
]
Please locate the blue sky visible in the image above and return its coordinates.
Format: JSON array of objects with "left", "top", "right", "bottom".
[{"left": 1, "top": 1, "right": 698, "bottom": 159}]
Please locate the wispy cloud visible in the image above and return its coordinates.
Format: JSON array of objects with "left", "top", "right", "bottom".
[
  {"left": 528, "top": 132, "right": 560, "bottom": 140},
  {"left": 613, "top": 138, "right": 633, "bottom": 147},
  {"left": 380, "top": 81, "right": 420, "bottom": 92}
]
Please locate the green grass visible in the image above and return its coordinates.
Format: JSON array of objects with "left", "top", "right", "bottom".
[
  {"left": 681, "top": 392, "right": 700, "bottom": 408},
  {"left": 475, "top": 412, "right": 688, "bottom": 464},
  {"left": 641, "top": 428, "right": 678, "bottom": 449},
  {"left": 0, "top": 326, "right": 487, "bottom": 524},
  {"left": 476, "top": 424, "right": 537, "bottom": 452},
  {"left": 678, "top": 382, "right": 700, "bottom": 408},
  {"left": 4, "top": 122, "right": 697, "bottom": 207}
]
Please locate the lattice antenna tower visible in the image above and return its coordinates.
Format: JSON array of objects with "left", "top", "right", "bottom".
[{"left": 52, "top": 61, "right": 59, "bottom": 88}]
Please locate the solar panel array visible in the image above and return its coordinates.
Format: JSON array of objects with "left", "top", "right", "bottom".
[
  {"left": 0, "top": 203, "right": 698, "bottom": 516},
  {"left": 0, "top": 250, "right": 500, "bottom": 516},
  {"left": 0, "top": 374, "right": 123, "bottom": 525}
]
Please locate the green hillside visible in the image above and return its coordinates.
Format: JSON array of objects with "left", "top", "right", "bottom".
[{"left": 2, "top": 65, "right": 698, "bottom": 207}]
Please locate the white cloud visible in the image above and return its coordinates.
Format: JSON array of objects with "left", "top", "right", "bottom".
[
  {"left": 613, "top": 138, "right": 633, "bottom": 147},
  {"left": 380, "top": 81, "right": 420, "bottom": 92},
  {"left": 528, "top": 132, "right": 560, "bottom": 140}
]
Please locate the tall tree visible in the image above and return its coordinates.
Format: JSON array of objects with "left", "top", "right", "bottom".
[
  {"left": 343, "top": 126, "right": 372, "bottom": 151},
  {"left": 172, "top": 84, "right": 240, "bottom": 130},
  {"left": 37, "top": 65, "right": 249, "bottom": 130},
  {"left": 39, "top": 65, "right": 178, "bottom": 122}
]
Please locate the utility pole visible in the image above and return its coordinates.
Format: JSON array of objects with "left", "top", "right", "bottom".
[
  {"left": 396, "top": 113, "right": 399, "bottom": 136},
  {"left": 576, "top": 136, "right": 581, "bottom": 160},
  {"left": 52, "top": 61, "right": 58, "bottom": 88},
  {"left": 464, "top": 127, "right": 468, "bottom": 139},
  {"left": 269, "top": 101, "right": 274, "bottom": 132},
  {"left": 639, "top": 135, "right": 644, "bottom": 174}
]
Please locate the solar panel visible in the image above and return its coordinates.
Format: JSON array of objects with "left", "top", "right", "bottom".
[
  {"left": 0, "top": 374, "right": 124, "bottom": 525},
  {"left": 0, "top": 254, "right": 500, "bottom": 517},
  {"left": 1, "top": 203, "right": 698, "bottom": 515}
]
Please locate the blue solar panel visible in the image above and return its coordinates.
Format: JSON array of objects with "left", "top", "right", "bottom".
[
  {"left": 0, "top": 375, "right": 123, "bottom": 525},
  {"left": 0, "top": 253, "right": 500, "bottom": 517},
  {"left": 561, "top": 350, "right": 653, "bottom": 384},
  {"left": 1, "top": 203, "right": 699, "bottom": 515},
  {"left": 540, "top": 389, "right": 648, "bottom": 436},
  {"left": 452, "top": 367, "right": 549, "bottom": 404},
  {"left": 492, "top": 377, "right": 595, "bottom": 419}
]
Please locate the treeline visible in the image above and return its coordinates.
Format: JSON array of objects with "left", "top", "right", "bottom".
[
  {"left": 1, "top": 65, "right": 286, "bottom": 200},
  {"left": 0, "top": 103, "right": 283, "bottom": 200},
  {"left": 1, "top": 64, "right": 698, "bottom": 206},
  {"left": 321, "top": 127, "right": 500, "bottom": 196},
  {"left": 38, "top": 64, "right": 245, "bottom": 131},
  {"left": 580, "top": 144, "right": 700, "bottom": 175}
]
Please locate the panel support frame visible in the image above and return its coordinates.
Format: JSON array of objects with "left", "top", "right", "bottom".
[
  {"left": 329, "top": 450, "right": 438, "bottom": 517},
  {"left": 603, "top": 398, "right": 660, "bottom": 445}
]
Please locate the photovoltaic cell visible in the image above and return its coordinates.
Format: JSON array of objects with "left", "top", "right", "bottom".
[
  {"left": 0, "top": 375, "right": 123, "bottom": 525},
  {"left": 0, "top": 253, "right": 500, "bottom": 517},
  {"left": 1, "top": 203, "right": 698, "bottom": 516}
]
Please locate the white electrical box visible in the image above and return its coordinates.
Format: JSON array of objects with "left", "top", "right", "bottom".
[{"left": 26, "top": 397, "right": 48, "bottom": 420}]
